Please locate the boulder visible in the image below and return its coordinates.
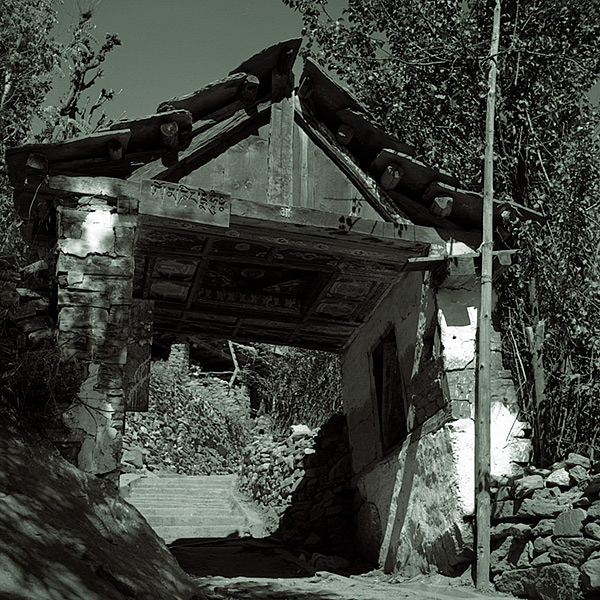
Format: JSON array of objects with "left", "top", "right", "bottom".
[
  {"left": 491, "top": 522, "right": 532, "bottom": 542},
  {"left": 532, "top": 519, "right": 556, "bottom": 537},
  {"left": 546, "top": 467, "right": 570, "bottom": 487},
  {"left": 513, "top": 475, "right": 545, "bottom": 499},
  {"left": 569, "top": 464, "right": 590, "bottom": 486},
  {"left": 589, "top": 501, "right": 600, "bottom": 519},
  {"left": 566, "top": 452, "right": 591, "bottom": 470},
  {"left": 553, "top": 508, "right": 587, "bottom": 537},
  {"left": 495, "top": 563, "right": 580, "bottom": 599},
  {"left": 582, "top": 557, "right": 600, "bottom": 591},
  {"left": 517, "top": 498, "right": 568, "bottom": 519},
  {"left": 531, "top": 552, "right": 552, "bottom": 567},
  {"left": 533, "top": 535, "right": 553, "bottom": 555},
  {"left": 549, "top": 537, "right": 600, "bottom": 566},
  {"left": 122, "top": 447, "right": 144, "bottom": 469},
  {"left": 585, "top": 522, "right": 600, "bottom": 541}
]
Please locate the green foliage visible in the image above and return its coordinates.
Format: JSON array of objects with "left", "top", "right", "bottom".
[
  {"left": 284, "top": 0, "right": 600, "bottom": 464},
  {"left": 125, "top": 362, "right": 251, "bottom": 475},
  {"left": 0, "top": 2, "right": 121, "bottom": 259},
  {"left": 244, "top": 345, "right": 343, "bottom": 432},
  {"left": 0, "top": 0, "right": 60, "bottom": 258}
]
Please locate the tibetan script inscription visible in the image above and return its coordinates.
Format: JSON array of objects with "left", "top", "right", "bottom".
[{"left": 140, "top": 179, "right": 230, "bottom": 227}]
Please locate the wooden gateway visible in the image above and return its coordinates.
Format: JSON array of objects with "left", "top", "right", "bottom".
[{"left": 6, "top": 40, "right": 540, "bottom": 575}]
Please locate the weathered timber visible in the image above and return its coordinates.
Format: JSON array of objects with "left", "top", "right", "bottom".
[
  {"left": 106, "top": 109, "right": 192, "bottom": 150},
  {"left": 267, "top": 99, "right": 294, "bottom": 206},
  {"left": 230, "top": 38, "right": 301, "bottom": 99},
  {"left": 370, "top": 149, "right": 459, "bottom": 193},
  {"left": 238, "top": 75, "right": 260, "bottom": 105},
  {"left": 294, "top": 103, "right": 410, "bottom": 224},
  {"left": 47, "top": 175, "right": 141, "bottom": 201},
  {"left": 47, "top": 149, "right": 165, "bottom": 180},
  {"left": 423, "top": 180, "right": 545, "bottom": 229},
  {"left": 138, "top": 179, "right": 230, "bottom": 227},
  {"left": 160, "top": 122, "right": 179, "bottom": 148},
  {"left": 107, "top": 139, "right": 123, "bottom": 160},
  {"left": 380, "top": 164, "right": 403, "bottom": 190},
  {"left": 156, "top": 73, "right": 248, "bottom": 120},
  {"left": 124, "top": 299, "right": 154, "bottom": 411},
  {"left": 25, "top": 153, "right": 49, "bottom": 179},
  {"left": 388, "top": 190, "right": 462, "bottom": 231},
  {"left": 336, "top": 124, "right": 354, "bottom": 146},
  {"left": 336, "top": 108, "right": 415, "bottom": 158},
  {"left": 302, "top": 58, "right": 365, "bottom": 115},
  {"left": 128, "top": 101, "right": 273, "bottom": 182},
  {"left": 6, "top": 129, "right": 131, "bottom": 188},
  {"left": 430, "top": 195, "right": 453, "bottom": 218}
]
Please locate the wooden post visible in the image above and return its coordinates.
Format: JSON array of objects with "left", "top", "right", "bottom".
[{"left": 476, "top": 0, "right": 501, "bottom": 591}]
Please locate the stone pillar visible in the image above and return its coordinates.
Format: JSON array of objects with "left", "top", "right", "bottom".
[
  {"left": 55, "top": 199, "right": 137, "bottom": 480},
  {"left": 168, "top": 342, "right": 190, "bottom": 378}
]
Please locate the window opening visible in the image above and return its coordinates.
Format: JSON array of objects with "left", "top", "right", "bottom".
[{"left": 372, "top": 328, "right": 408, "bottom": 452}]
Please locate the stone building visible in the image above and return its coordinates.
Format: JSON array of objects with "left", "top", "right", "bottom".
[{"left": 6, "top": 40, "right": 540, "bottom": 574}]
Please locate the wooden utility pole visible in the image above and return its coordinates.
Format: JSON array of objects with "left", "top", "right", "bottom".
[{"left": 476, "top": 0, "right": 501, "bottom": 591}]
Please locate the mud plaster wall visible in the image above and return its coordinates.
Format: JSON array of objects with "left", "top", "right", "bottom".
[{"left": 341, "top": 262, "right": 531, "bottom": 575}]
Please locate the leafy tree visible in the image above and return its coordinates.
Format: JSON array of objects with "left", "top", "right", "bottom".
[
  {"left": 0, "top": 0, "right": 60, "bottom": 257},
  {"left": 0, "top": 1, "right": 121, "bottom": 258},
  {"left": 284, "top": 0, "right": 600, "bottom": 464}
]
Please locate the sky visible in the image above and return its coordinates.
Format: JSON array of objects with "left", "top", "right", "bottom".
[
  {"left": 51, "top": 0, "right": 347, "bottom": 123},
  {"left": 49, "top": 0, "right": 598, "bottom": 125}
]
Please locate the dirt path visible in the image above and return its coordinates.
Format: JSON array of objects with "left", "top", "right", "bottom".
[
  {"left": 170, "top": 538, "right": 514, "bottom": 600},
  {"left": 192, "top": 571, "right": 515, "bottom": 600}
]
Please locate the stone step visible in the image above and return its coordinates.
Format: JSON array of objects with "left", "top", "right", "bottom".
[
  {"left": 127, "top": 496, "right": 233, "bottom": 508},
  {"left": 153, "top": 524, "right": 247, "bottom": 543},
  {"left": 133, "top": 475, "right": 236, "bottom": 487},
  {"left": 144, "top": 514, "right": 247, "bottom": 527},
  {"left": 128, "top": 486, "right": 231, "bottom": 494},
  {"left": 130, "top": 488, "right": 231, "bottom": 501},
  {"left": 131, "top": 508, "right": 236, "bottom": 518}
]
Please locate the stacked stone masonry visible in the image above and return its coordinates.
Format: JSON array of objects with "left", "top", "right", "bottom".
[
  {"left": 239, "top": 414, "right": 356, "bottom": 559},
  {"left": 492, "top": 452, "right": 600, "bottom": 598},
  {"left": 55, "top": 200, "right": 152, "bottom": 480}
]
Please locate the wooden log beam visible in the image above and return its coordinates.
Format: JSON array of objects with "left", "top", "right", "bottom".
[
  {"left": 160, "top": 121, "right": 179, "bottom": 148},
  {"left": 294, "top": 103, "right": 410, "bottom": 224},
  {"left": 128, "top": 100, "right": 272, "bottom": 182},
  {"left": 429, "top": 195, "right": 453, "bottom": 218},
  {"left": 380, "top": 164, "right": 403, "bottom": 190},
  {"left": 107, "top": 139, "right": 123, "bottom": 160},
  {"left": 237, "top": 75, "right": 260, "bottom": 105},
  {"left": 388, "top": 190, "right": 462, "bottom": 230},
  {"left": 335, "top": 124, "right": 354, "bottom": 146}
]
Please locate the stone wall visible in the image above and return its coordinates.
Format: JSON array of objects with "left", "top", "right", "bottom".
[
  {"left": 341, "top": 254, "right": 531, "bottom": 575},
  {"left": 278, "top": 414, "right": 355, "bottom": 559},
  {"left": 239, "top": 414, "right": 356, "bottom": 559},
  {"left": 491, "top": 453, "right": 600, "bottom": 598},
  {"left": 55, "top": 198, "right": 149, "bottom": 480}
]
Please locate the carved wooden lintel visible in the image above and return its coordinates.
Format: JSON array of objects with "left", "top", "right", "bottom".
[
  {"left": 108, "top": 139, "right": 123, "bottom": 160},
  {"left": 336, "top": 124, "right": 354, "bottom": 146},
  {"left": 238, "top": 74, "right": 260, "bottom": 105},
  {"left": 160, "top": 121, "right": 179, "bottom": 148},
  {"left": 380, "top": 164, "right": 403, "bottom": 190},
  {"left": 429, "top": 194, "right": 453, "bottom": 218}
]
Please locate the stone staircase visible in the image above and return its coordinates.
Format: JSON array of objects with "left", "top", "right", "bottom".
[{"left": 124, "top": 474, "right": 250, "bottom": 544}]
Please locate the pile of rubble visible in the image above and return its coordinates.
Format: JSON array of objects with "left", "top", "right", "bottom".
[
  {"left": 123, "top": 368, "right": 250, "bottom": 475},
  {"left": 238, "top": 418, "right": 317, "bottom": 513},
  {"left": 239, "top": 414, "right": 356, "bottom": 559},
  {"left": 492, "top": 452, "right": 600, "bottom": 598}
]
